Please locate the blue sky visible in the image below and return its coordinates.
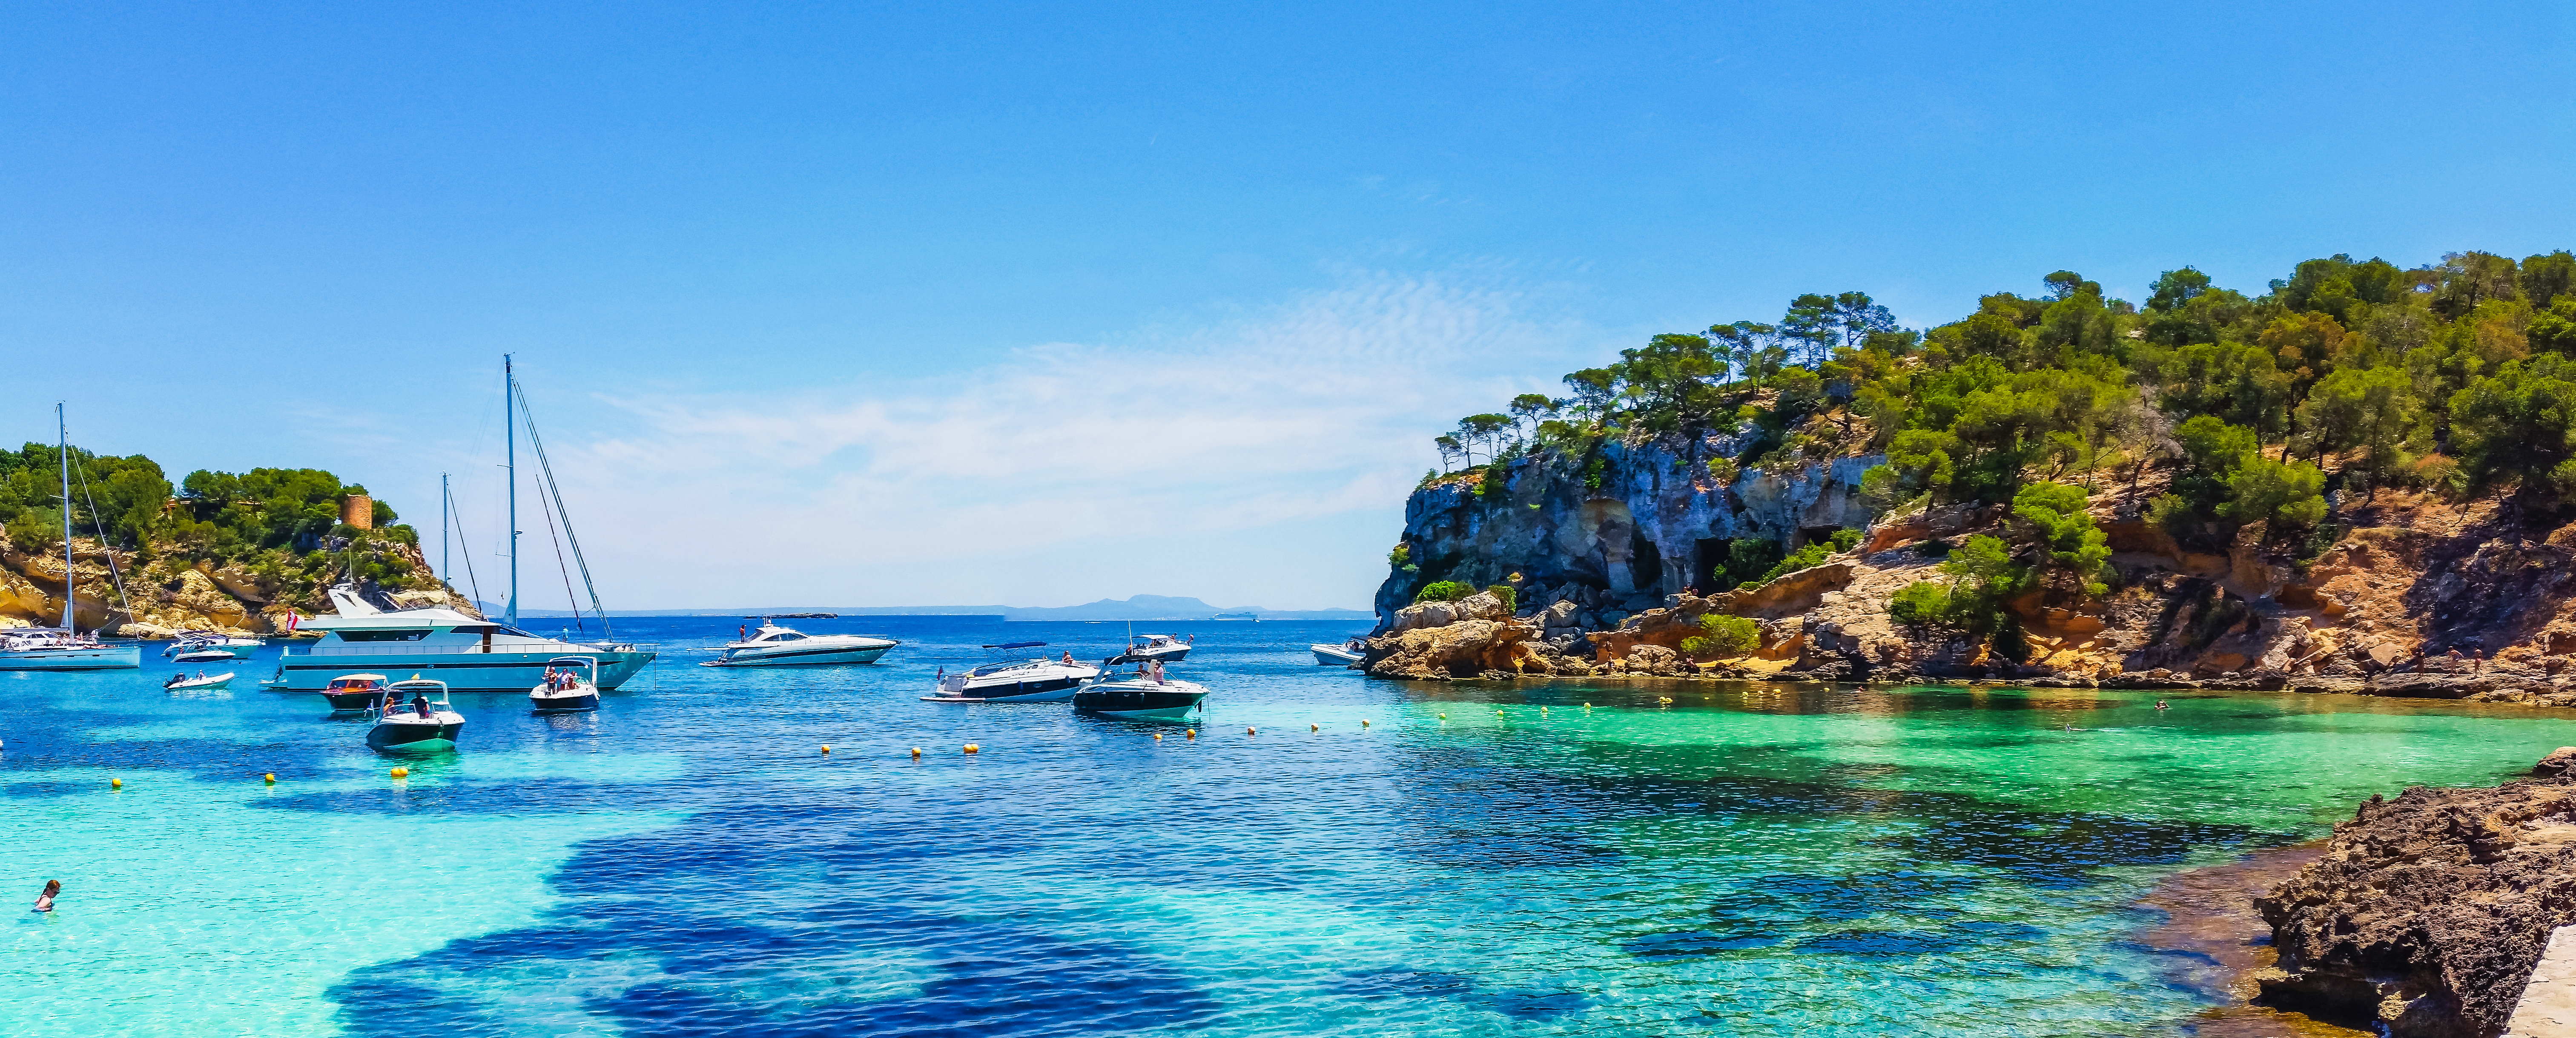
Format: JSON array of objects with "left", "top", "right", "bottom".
[{"left": 5, "top": 2, "right": 2571, "bottom": 610}]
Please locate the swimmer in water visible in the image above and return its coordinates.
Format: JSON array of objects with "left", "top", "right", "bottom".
[
  {"left": 32, "top": 880, "right": 58, "bottom": 912},
  {"left": 2155, "top": 700, "right": 2169, "bottom": 711}
]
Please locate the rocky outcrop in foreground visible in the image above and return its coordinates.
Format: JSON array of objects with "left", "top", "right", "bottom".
[{"left": 2254, "top": 752, "right": 2576, "bottom": 1037}]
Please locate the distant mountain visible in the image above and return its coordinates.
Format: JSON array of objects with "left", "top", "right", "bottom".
[{"left": 480, "top": 594, "right": 1370, "bottom": 622}]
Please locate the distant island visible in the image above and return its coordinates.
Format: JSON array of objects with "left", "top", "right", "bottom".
[{"left": 491, "top": 594, "right": 1373, "bottom": 623}]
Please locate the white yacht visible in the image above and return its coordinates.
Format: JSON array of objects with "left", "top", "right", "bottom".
[
  {"left": 0, "top": 406, "right": 141, "bottom": 672},
  {"left": 260, "top": 585, "right": 655, "bottom": 692},
  {"left": 1122, "top": 633, "right": 1193, "bottom": 663},
  {"left": 923, "top": 642, "right": 1098, "bottom": 703},
  {"left": 704, "top": 622, "right": 898, "bottom": 667},
  {"left": 1074, "top": 664, "right": 1209, "bottom": 720},
  {"left": 1311, "top": 640, "right": 1365, "bottom": 666}
]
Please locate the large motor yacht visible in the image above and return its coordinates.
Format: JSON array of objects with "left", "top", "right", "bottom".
[
  {"left": 704, "top": 622, "right": 898, "bottom": 667},
  {"left": 923, "top": 642, "right": 1098, "bottom": 703},
  {"left": 261, "top": 585, "right": 655, "bottom": 693}
]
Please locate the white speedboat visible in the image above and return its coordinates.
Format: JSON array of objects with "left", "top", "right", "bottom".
[
  {"left": 166, "top": 632, "right": 264, "bottom": 662},
  {"left": 530, "top": 656, "right": 600, "bottom": 713},
  {"left": 1311, "top": 640, "right": 1365, "bottom": 666},
  {"left": 163, "top": 670, "right": 234, "bottom": 691},
  {"left": 703, "top": 622, "right": 897, "bottom": 667},
  {"left": 923, "top": 642, "right": 1098, "bottom": 703},
  {"left": 1122, "top": 633, "right": 1193, "bottom": 662},
  {"left": 368, "top": 679, "right": 464, "bottom": 752},
  {"left": 261, "top": 585, "right": 655, "bottom": 693},
  {"left": 1074, "top": 664, "right": 1209, "bottom": 721},
  {"left": 0, "top": 629, "right": 141, "bottom": 671}
]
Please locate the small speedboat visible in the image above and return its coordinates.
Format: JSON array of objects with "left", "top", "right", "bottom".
[
  {"left": 165, "top": 632, "right": 264, "bottom": 662},
  {"left": 529, "top": 656, "right": 601, "bottom": 713},
  {"left": 703, "top": 622, "right": 898, "bottom": 667},
  {"left": 368, "top": 678, "right": 464, "bottom": 752},
  {"left": 922, "top": 642, "right": 1099, "bottom": 703},
  {"left": 1311, "top": 640, "right": 1365, "bottom": 666},
  {"left": 320, "top": 673, "right": 392, "bottom": 711},
  {"left": 1122, "top": 633, "right": 1193, "bottom": 663},
  {"left": 1074, "top": 662, "right": 1209, "bottom": 721},
  {"left": 164, "top": 671, "right": 235, "bottom": 691}
]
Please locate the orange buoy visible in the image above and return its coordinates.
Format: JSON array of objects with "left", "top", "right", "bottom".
[
  {"left": 1247, "top": 727, "right": 1257, "bottom": 736},
  {"left": 1361, "top": 720, "right": 1371, "bottom": 728},
  {"left": 1310, "top": 723, "right": 1318, "bottom": 731}
]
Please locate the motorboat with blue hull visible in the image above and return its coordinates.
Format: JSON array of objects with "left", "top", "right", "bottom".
[
  {"left": 368, "top": 679, "right": 464, "bottom": 752},
  {"left": 264, "top": 585, "right": 654, "bottom": 694},
  {"left": 704, "top": 622, "right": 897, "bottom": 667},
  {"left": 529, "top": 656, "right": 601, "bottom": 713},
  {"left": 922, "top": 641, "right": 1098, "bottom": 703}
]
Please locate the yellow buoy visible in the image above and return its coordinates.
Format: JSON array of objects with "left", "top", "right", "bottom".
[
  {"left": 110, "top": 777, "right": 121, "bottom": 789},
  {"left": 1153, "top": 732, "right": 1164, "bottom": 740},
  {"left": 390, "top": 767, "right": 408, "bottom": 779},
  {"left": 263, "top": 773, "right": 275, "bottom": 784},
  {"left": 821, "top": 745, "right": 832, "bottom": 755},
  {"left": 1361, "top": 720, "right": 1370, "bottom": 728},
  {"left": 963, "top": 743, "right": 979, "bottom": 754},
  {"left": 1247, "top": 727, "right": 1257, "bottom": 735},
  {"left": 1311, "top": 723, "right": 1318, "bottom": 731},
  {"left": 1437, "top": 712, "right": 1446, "bottom": 719},
  {"left": 910, "top": 747, "right": 922, "bottom": 758},
  {"left": 1185, "top": 729, "right": 1196, "bottom": 739},
  {"left": 1584, "top": 703, "right": 1592, "bottom": 708}
]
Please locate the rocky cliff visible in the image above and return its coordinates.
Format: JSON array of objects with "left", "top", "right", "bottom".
[
  {"left": 0, "top": 534, "right": 474, "bottom": 637},
  {"left": 1372, "top": 435, "right": 2576, "bottom": 702}
]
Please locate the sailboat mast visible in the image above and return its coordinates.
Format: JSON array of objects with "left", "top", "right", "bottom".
[
  {"left": 441, "top": 472, "right": 450, "bottom": 593},
  {"left": 505, "top": 356, "right": 519, "bottom": 627},
  {"left": 57, "top": 403, "right": 73, "bottom": 632}
]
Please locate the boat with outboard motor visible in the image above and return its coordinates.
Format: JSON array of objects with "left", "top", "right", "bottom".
[
  {"left": 163, "top": 670, "right": 234, "bottom": 691},
  {"left": 1311, "top": 640, "right": 1365, "bottom": 666},
  {"left": 922, "top": 641, "right": 1100, "bottom": 703},
  {"left": 165, "top": 632, "right": 264, "bottom": 662},
  {"left": 1074, "top": 657, "right": 1208, "bottom": 720},
  {"left": 367, "top": 678, "right": 464, "bottom": 751},
  {"left": 1122, "top": 633, "right": 1193, "bottom": 662},
  {"left": 703, "top": 621, "right": 898, "bottom": 667},
  {"left": 320, "top": 672, "right": 393, "bottom": 711},
  {"left": 529, "top": 656, "right": 600, "bottom": 712}
]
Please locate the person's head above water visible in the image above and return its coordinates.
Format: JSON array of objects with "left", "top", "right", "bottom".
[{"left": 42, "top": 880, "right": 59, "bottom": 897}]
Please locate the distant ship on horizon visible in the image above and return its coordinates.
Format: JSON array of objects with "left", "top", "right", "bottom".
[{"left": 1212, "top": 612, "right": 1259, "bottom": 621}]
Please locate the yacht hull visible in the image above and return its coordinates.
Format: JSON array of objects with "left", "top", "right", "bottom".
[
  {"left": 530, "top": 690, "right": 599, "bottom": 712},
  {"left": 704, "top": 644, "right": 892, "bottom": 667},
  {"left": 0, "top": 645, "right": 142, "bottom": 671},
  {"left": 269, "top": 650, "right": 655, "bottom": 692},
  {"left": 922, "top": 678, "right": 1084, "bottom": 704}
]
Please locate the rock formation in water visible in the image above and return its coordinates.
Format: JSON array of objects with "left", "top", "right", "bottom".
[{"left": 2252, "top": 752, "right": 2576, "bottom": 1037}]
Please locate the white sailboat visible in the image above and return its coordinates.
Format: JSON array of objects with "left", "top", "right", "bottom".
[
  {"left": 0, "top": 405, "right": 140, "bottom": 671},
  {"left": 262, "top": 358, "right": 654, "bottom": 691}
]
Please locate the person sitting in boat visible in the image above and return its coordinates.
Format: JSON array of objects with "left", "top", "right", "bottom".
[
  {"left": 1145, "top": 658, "right": 1166, "bottom": 684},
  {"left": 412, "top": 693, "right": 432, "bottom": 718},
  {"left": 1061, "top": 651, "right": 1076, "bottom": 667}
]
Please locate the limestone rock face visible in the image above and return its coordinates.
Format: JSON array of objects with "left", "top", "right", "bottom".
[
  {"left": 2255, "top": 764, "right": 2576, "bottom": 1037},
  {"left": 1388, "top": 592, "right": 1509, "bottom": 634},
  {"left": 1363, "top": 617, "right": 1538, "bottom": 680}
]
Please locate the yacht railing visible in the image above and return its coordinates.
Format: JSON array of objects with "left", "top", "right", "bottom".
[{"left": 281, "top": 642, "right": 658, "bottom": 657}]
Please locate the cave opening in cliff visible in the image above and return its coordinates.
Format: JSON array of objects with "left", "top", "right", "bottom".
[
  {"left": 1692, "top": 538, "right": 1727, "bottom": 593},
  {"left": 1629, "top": 531, "right": 1663, "bottom": 596}
]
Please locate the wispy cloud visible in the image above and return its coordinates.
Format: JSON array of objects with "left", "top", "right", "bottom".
[{"left": 501, "top": 268, "right": 1595, "bottom": 607}]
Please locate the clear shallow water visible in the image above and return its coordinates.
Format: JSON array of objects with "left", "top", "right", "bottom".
[{"left": 5, "top": 616, "right": 2573, "bottom": 1036}]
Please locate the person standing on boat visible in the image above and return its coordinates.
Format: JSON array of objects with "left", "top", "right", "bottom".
[
  {"left": 1146, "top": 658, "right": 1166, "bottom": 684},
  {"left": 412, "top": 692, "right": 432, "bottom": 718}
]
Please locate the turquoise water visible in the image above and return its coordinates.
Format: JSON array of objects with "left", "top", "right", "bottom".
[{"left": 6, "top": 616, "right": 2572, "bottom": 1036}]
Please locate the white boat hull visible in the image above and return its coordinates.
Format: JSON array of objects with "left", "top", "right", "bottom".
[
  {"left": 0, "top": 645, "right": 142, "bottom": 671},
  {"left": 165, "top": 673, "right": 235, "bottom": 691},
  {"left": 1311, "top": 645, "right": 1364, "bottom": 666},
  {"left": 704, "top": 643, "right": 893, "bottom": 667}
]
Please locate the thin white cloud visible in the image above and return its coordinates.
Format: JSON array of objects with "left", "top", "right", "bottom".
[{"left": 496, "top": 269, "right": 1595, "bottom": 607}]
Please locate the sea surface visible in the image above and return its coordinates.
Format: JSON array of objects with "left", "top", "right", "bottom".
[{"left": 4, "top": 615, "right": 2570, "bottom": 1037}]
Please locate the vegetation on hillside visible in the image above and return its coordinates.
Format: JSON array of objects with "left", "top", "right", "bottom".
[
  {"left": 0, "top": 443, "right": 438, "bottom": 612},
  {"left": 1424, "top": 248, "right": 2576, "bottom": 640}
]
